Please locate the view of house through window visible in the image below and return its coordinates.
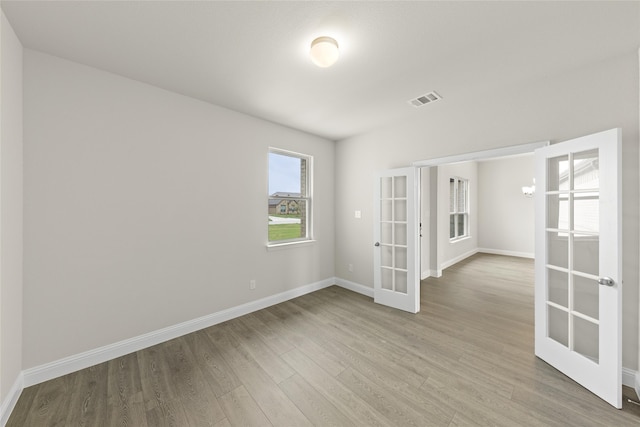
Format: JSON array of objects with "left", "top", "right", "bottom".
[
  {"left": 268, "top": 149, "right": 311, "bottom": 243},
  {"left": 450, "top": 177, "right": 469, "bottom": 240}
]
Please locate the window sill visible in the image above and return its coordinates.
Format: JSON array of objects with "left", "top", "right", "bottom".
[
  {"left": 450, "top": 236, "right": 471, "bottom": 244},
  {"left": 267, "top": 239, "right": 316, "bottom": 251}
]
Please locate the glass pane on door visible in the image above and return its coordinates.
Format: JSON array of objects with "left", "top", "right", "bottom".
[
  {"left": 381, "top": 246, "right": 392, "bottom": 268},
  {"left": 395, "top": 247, "right": 407, "bottom": 270},
  {"left": 548, "top": 269, "right": 568, "bottom": 308},
  {"left": 381, "top": 268, "right": 393, "bottom": 290},
  {"left": 574, "top": 193, "right": 599, "bottom": 232},
  {"left": 378, "top": 175, "right": 409, "bottom": 295},
  {"left": 547, "top": 155, "right": 569, "bottom": 191},
  {"left": 547, "top": 232, "right": 568, "bottom": 269},
  {"left": 574, "top": 316, "right": 599, "bottom": 362},
  {"left": 395, "top": 200, "right": 407, "bottom": 221},
  {"left": 573, "top": 149, "right": 599, "bottom": 190},
  {"left": 545, "top": 149, "right": 600, "bottom": 360},
  {"left": 574, "top": 274, "right": 599, "bottom": 320},
  {"left": 549, "top": 306, "right": 569, "bottom": 346},
  {"left": 395, "top": 271, "right": 407, "bottom": 293},
  {"left": 394, "top": 176, "right": 407, "bottom": 198},
  {"left": 381, "top": 223, "right": 392, "bottom": 245},
  {"left": 381, "top": 177, "right": 392, "bottom": 198},
  {"left": 547, "top": 194, "right": 569, "bottom": 230},
  {"left": 574, "top": 235, "right": 599, "bottom": 276},
  {"left": 381, "top": 200, "right": 392, "bottom": 222},
  {"left": 395, "top": 223, "right": 407, "bottom": 245}
]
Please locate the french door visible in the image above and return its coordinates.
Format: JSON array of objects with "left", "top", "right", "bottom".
[
  {"left": 534, "top": 128, "right": 622, "bottom": 408},
  {"left": 373, "top": 167, "right": 420, "bottom": 313}
]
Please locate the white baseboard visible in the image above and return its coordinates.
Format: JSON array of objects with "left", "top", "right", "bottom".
[
  {"left": 22, "top": 277, "right": 334, "bottom": 388},
  {"left": 421, "top": 270, "right": 439, "bottom": 280},
  {"left": 478, "top": 248, "right": 534, "bottom": 259},
  {"left": 9, "top": 275, "right": 639, "bottom": 419},
  {"left": 440, "top": 249, "right": 478, "bottom": 271},
  {"left": 623, "top": 367, "right": 638, "bottom": 392},
  {"left": 438, "top": 248, "right": 533, "bottom": 274},
  {"left": 0, "top": 372, "right": 24, "bottom": 427},
  {"left": 333, "top": 277, "right": 374, "bottom": 298},
  {"left": 624, "top": 367, "right": 640, "bottom": 399}
]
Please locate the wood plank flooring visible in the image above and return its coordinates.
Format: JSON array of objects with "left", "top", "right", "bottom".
[{"left": 7, "top": 253, "right": 640, "bottom": 426}]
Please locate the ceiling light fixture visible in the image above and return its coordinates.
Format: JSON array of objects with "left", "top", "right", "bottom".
[{"left": 310, "top": 36, "right": 339, "bottom": 68}]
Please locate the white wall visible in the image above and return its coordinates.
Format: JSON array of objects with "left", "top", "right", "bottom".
[
  {"left": 419, "top": 167, "right": 441, "bottom": 279},
  {"left": 22, "top": 50, "right": 335, "bottom": 369},
  {"left": 419, "top": 168, "right": 430, "bottom": 279},
  {"left": 477, "top": 155, "right": 535, "bottom": 258},
  {"left": 0, "top": 10, "right": 23, "bottom": 405},
  {"left": 437, "top": 161, "right": 478, "bottom": 271},
  {"left": 335, "top": 51, "right": 639, "bottom": 371},
  {"left": 637, "top": 48, "right": 640, "bottom": 398}
]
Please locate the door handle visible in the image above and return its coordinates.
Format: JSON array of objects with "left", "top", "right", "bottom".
[
  {"left": 374, "top": 242, "right": 380, "bottom": 247},
  {"left": 598, "top": 277, "right": 615, "bottom": 287}
]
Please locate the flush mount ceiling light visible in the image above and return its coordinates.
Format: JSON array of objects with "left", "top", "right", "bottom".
[{"left": 310, "top": 36, "right": 339, "bottom": 68}]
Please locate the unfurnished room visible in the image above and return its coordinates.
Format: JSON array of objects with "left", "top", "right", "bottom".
[{"left": 1, "top": 1, "right": 640, "bottom": 426}]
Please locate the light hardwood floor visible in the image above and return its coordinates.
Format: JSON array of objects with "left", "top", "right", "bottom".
[{"left": 7, "top": 253, "right": 640, "bottom": 426}]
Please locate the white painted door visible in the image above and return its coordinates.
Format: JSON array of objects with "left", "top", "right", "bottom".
[
  {"left": 534, "top": 128, "right": 622, "bottom": 408},
  {"left": 373, "top": 167, "right": 420, "bottom": 313}
]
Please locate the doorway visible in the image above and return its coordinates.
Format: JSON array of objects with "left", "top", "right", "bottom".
[
  {"left": 416, "top": 141, "right": 545, "bottom": 279},
  {"left": 408, "top": 130, "right": 625, "bottom": 408}
]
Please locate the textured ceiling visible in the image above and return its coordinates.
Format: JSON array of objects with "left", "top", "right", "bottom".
[{"left": 2, "top": 1, "right": 639, "bottom": 141}]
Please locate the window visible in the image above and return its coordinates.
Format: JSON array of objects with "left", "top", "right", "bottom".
[
  {"left": 449, "top": 177, "right": 468, "bottom": 240},
  {"left": 268, "top": 149, "right": 312, "bottom": 244}
]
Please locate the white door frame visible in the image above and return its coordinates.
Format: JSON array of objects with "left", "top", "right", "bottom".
[
  {"left": 413, "top": 140, "right": 549, "bottom": 276},
  {"left": 413, "top": 140, "right": 550, "bottom": 168}
]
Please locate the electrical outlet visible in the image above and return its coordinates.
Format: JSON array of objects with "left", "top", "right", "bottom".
[
  {"left": 250, "top": 280, "right": 256, "bottom": 290},
  {"left": 348, "top": 264, "right": 354, "bottom": 272}
]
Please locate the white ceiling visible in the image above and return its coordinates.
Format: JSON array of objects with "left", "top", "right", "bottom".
[{"left": 2, "top": 1, "right": 639, "bottom": 141}]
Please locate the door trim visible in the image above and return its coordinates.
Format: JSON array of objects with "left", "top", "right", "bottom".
[{"left": 413, "top": 140, "right": 549, "bottom": 167}]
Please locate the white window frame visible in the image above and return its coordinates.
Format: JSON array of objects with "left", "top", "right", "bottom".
[
  {"left": 449, "top": 177, "right": 469, "bottom": 241},
  {"left": 267, "top": 148, "right": 313, "bottom": 247}
]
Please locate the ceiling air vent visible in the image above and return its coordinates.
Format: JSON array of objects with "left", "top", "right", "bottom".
[{"left": 408, "top": 91, "right": 442, "bottom": 107}]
